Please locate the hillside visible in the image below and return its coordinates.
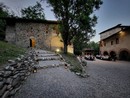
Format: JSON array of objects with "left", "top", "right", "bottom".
[{"left": 0, "top": 41, "right": 26, "bottom": 66}]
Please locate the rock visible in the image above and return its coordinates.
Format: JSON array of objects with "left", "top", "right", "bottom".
[
  {"left": 4, "top": 66, "right": 14, "bottom": 71},
  {"left": 1, "top": 90, "right": 10, "bottom": 98},
  {"left": 20, "top": 76, "right": 25, "bottom": 81},
  {"left": 4, "top": 71, "right": 12, "bottom": 78},
  {"left": 8, "top": 60, "right": 15, "bottom": 63},
  {"left": 12, "top": 77, "right": 20, "bottom": 87},
  {"left": 8, "top": 62, "right": 17, "bottom": 67},
  {"left": 28, "top": 67, "right": 32, "bottom": 72},
  {"left": 9, "top": 90, "right": 15, "bottom": 96},
  {"left": 23, "top": 61, "right": 28, "bottom": 64},
  {"left": 20, "top": 70, "right": 28, "bottom": 73},
  {"left": 0, "top": 85, "right": 7, "bottom": 96},
  {"left": 20, "top": 55, "right": 24, "bottom": 59},
  {"left": 24, "top": 77, "right": 27, "bottom": 80},
  {"left": 0, "top": 71, "right": 4, "bottom": 76},
  {"left": 26, "top": 72, "right": 31, "bottom": 76},
  {"left": 9, "top": 85, "right": 21, "bottom": 96},
  {"left": 0, "top": 77, "right": 3, "bottom": 81},
  {"left": 30, "top": 63, "right": 35, "bottom": 66},
  {"left": 10, "top": 67, "right": 14, "bottom": 71},
  {"left": 0, "top": 81, "right": 4, "bottom": 89},
  {"left": 7, "top": 84, "right": 12, "bottom": 90},
  {"left": 75, "top": 72, "right": 81, "bottom": 76},
  {"left": 4, "top": 66, "right": 10, "bottom": 70},
  {"left": 6, "top": 78, "right": 13, "bottom": 84},
  {"left": 13, "top": 71, "right": 19, "bottom": 76},
  {"left": 12, "top": 74, "right": 19, "bottom": 79},
  {"left": 52, "top": 64, "right": 55, "bottom": 67},
  {"left": 15, "top": 58, "right": 21, "bottom": 62},
  {"left": 19, "top": 73, "right": 25, "bottom": 76},
  {"left": 16, "top": 63, "right": 21, "bottom": 68},
  {"left": 79, "top": 73, "right": 90, "bottom": 78}
]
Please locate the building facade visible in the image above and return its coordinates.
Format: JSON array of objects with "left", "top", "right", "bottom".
[
  {"left": 99, "top": 24, "right": 130, "bottom": 61},
  {"left": 4, "top": 18, "right": 73, "bottom": 53}
]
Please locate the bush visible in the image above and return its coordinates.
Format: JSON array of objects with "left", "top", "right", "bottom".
[
  {"left": 74, "top": 50, "right": 82, "bottom": 55},
  {"left": 61, "top": 53, "right": 83, "bottom": 73}
]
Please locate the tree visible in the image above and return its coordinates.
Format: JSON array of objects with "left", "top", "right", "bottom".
[
  {"left": 87, "top": 41, "right": 99, "bottom": 55},
  {"left": 72, "top": 32, "right": 88, "bottom": 55},
  {"left": 0, "top": 3, "right": 10, "bottom": 40},
  {"left": 21, "top": 1, "right": 45, "bottom": 19},
  {"left": 47, "top": 0, "right": 103, "bottom": 54}
]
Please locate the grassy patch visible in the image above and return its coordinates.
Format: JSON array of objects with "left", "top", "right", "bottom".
[
  {"left": 0, "top": 41, "right": 26, "bottom": 66},
  {"left": 61, "top": 53, "right": 83, "bottom": 73}
]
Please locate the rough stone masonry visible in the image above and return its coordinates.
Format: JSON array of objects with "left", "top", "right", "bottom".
[{"left": 0, "top": 49, "right": 37, "bottom": 98}]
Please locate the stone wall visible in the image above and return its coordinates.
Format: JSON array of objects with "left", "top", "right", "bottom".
[
  {"left": 100, "top": 28, "right": 130, "bottom": 59},
  {"left": 5, "top": 25, "right": 16, "bottom": 44},
  {"left": 0, "top": 50, "right": 37, "bottom": 98},
  {"left": 6, "top": 22, "right": 64, "bottom": 51}
]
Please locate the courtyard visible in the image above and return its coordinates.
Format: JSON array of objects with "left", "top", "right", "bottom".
[{"left": 14, "top": 50, "right": 130, "bottom": 98}]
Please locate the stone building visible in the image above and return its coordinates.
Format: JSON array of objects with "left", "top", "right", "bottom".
[
  {"left": 99, "top": 24, "right": 130, "bottom": 61},
  {"left": 4, "top": 18, "right": 73, "bottom": 53},
  {"left": 82, "top": 48, "right": 94, "bottom": 55}
]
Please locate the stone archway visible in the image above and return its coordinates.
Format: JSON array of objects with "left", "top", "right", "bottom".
[
  {"left": 119, "top": 50, "right": 129, "bottom": 61},
  {"left": 103, "top": 51, "right": 109, "bottom": 55},
  {"left": 30, "top": 37, "right": 36, "bottom": 47}
]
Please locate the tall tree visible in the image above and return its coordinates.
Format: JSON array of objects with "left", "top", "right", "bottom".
[
  {"left": 21, "top": 1, "right": 45, "bottom": 19},
  {"left": 0, "top": 3, "right": 10, "bottom": 40},
  {"left": 47, "top": 0, "right": 102, "bottom": 54}
]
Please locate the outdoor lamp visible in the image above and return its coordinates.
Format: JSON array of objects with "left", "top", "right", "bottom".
[{"left": 56, "top": 48, "right": 60, "bottom": 53}]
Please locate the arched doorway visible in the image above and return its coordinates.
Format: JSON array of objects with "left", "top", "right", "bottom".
[
  {"left": 30, "top": 37, "right": 36, "bottom": 47},
  {"left": 119, "top": 50, "right": 129, "bottom": 61},
  {"left": 110, "top": 51, "right": 116, "bottom": 57},
  {"left": 103, "top": 51, "right": 108, "bottom": 55}
]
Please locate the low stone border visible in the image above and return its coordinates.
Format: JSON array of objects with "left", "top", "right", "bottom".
[{"left": 0, "top": 50, "right": 37, "bottom": 98}]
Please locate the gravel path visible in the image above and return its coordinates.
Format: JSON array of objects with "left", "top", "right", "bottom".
[
  {"left": 14, "top": 66, "right": 88, "bottom": 98},
  {"left": 85, "top": 59, "right": 130, "bottom": 98},
  {"left": 13, "top": 56, "right": 130, "bottom": 98}
]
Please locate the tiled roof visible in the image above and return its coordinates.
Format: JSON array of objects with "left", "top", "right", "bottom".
[{"left": 99, "top": 24, "right": 129, "bottom": 34}]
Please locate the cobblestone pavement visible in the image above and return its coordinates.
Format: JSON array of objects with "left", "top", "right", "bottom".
[{"left": 14, "top": 51, "right": 130, "bottom": 98}]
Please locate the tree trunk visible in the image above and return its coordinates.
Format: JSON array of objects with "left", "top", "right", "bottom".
[{"left": 64, "top": 42, "right": 67, "bottom": 54}]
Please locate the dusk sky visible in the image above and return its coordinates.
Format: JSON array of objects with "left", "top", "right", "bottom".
[{"left": 0, "top": 0, "right": 130, "bottom": 42}]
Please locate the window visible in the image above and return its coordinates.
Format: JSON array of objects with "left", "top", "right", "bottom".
[
  {"left": 104, "top": 42, "right": 106, "bottom": 46},
  {"left": 100, "top": 41, "right": 103, "bottom": 47},
  {"left": 116, "top": 38, "right": 119, "bottom": 44},
  {"left": 111, "top": 41, "right": 113, "bottom": 45}
]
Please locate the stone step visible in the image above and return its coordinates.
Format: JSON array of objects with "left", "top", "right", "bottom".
[
  {"left": 34, "top": 63, "right": 65, "bottom": 70},
  {"left": 34, "top": 60, "right": 66, "bottom": 69}
]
